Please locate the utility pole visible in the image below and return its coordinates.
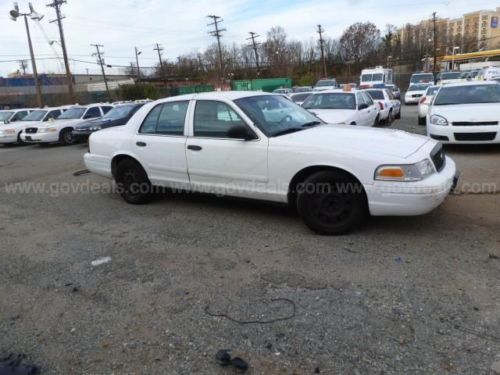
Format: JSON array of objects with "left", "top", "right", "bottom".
[
  {"left": 432, "top": 12, "right": 438, "bottom": 75},
  {"left": 247, "top": 32, "right": 261, "bottom": 75},
  {"left": 134, "top": 47, "right": 141, "bottom": 81},
  {"left": 317, "top": 24, "right": 327, "bottom": 78},
  {"left": 91, "top": 44, "right": 111, "bottom": 101},
  {"left": 47, "top": 0, "right": 75, "bottom": 101},
  {"left": 19, "top": 60, "right": 28, "bottom": 75},
  {"left": 207, "top": 15, "right": 226, "bottom": 87},
  {"left": 153, "top": 43, "right": 166, "bottom": 84}
]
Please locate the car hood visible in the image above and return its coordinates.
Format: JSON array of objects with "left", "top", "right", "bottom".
[
  {"left": 75, "top": 117, "right": 124, "bottom": 130},
  {"left": 273, "top": 124, "right": 430, "bottom": 159},
  {"left": 3, "top": 120, "right": 42, "bottom": 129},
  {"left": 37, "top": 119, "right": 83, "bottom": 128},
  {"left": 307, "top": 109, "right": 356, "bottom": 124},
  {"left": 430, "top": 103, "right": 500, "bottom": 122}
]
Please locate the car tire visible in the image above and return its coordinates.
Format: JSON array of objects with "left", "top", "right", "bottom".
[
  {"left": 373, "top": 115, "right": 380, "bottom": 127},
  {"left": 17, "top": 132, "right": 24, "bottom": 145},
  {"left": 387, "top": 110, "right": 394, "bottom": 124},
  {"left": 115, "top": 159, "right": 153, "bottom": 205},
  {"left": 296, "top": 170, "right": 367, "bottom": 235},
  {"left": 418, "top": 116, "right": 426, "bottom": 125},
  {"left": 395, "top": 110, "right": 401, "bottom": 119},
  {"left": 59, "top": 128, "right": 75, "bottom": 145}
]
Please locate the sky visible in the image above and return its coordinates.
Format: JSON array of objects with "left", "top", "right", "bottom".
[{"left": 0, "top": 0, "right": 498, "bottom": 77}]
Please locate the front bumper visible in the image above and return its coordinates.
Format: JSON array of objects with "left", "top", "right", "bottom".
[
  {"left": 21, "top": 131, "right": 59, "bottom": 143},
  {"left": 365, "top": 156, "right": 457, "bottom": 216},
  {"left": 427, "top": 123, "right": 500, "bottom": 144}
]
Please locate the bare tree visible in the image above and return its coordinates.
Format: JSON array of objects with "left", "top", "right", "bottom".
[{"left": 339, "top": 22, "right": 381, "bottom": 64}]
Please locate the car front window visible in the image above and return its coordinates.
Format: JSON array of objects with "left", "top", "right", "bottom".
[
  {"left": 316, "top": 80, "right": 335, "bottom": 87},
  {"left": 409, "top": 84, "right": 429, "bottom": 91},
  {"left": 23, "top": 110, "right": 48, "bottom": 121},
  {"left": 235, "top": 95, "right": 323, "bottom": 137},
  {"left": 361, "top": 74, "right": 372, "bottom": 82},
  {"left": 440, "top": 72, "right": 461, "bottom": 80},
  {"left": 103, "top": 105, "right": 136, "bottom": 119},
  {"left": 434, "top": 85, "right": 500, "bottom": 106},
  {"left": 58, "top": 108, "right": 86, "bottom": 119},
  {"left": 372, "top": 74, "right": 383, "bottom": 81},
  {"left": 366, "top": 90, "right": 384, "bottom": 100},
  {"left": 0, "top": 112, "right": 14, "bottom": 121}
]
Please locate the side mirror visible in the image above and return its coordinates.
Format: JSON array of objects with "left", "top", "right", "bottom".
[
  {"left": 227, "top": 125, "right": 256, "bottom": 141},
  {"left": 4, "top": 119, "right": 10, "bottom": 124},
  {"left": 358, "top": 103, "right": 368, "bottom": 110}
]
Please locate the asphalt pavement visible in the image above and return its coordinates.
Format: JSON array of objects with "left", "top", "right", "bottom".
[{"left": 1, "top": 104, "right": 499, "bottom": 374}]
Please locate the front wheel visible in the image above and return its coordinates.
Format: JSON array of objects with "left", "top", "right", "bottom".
[
  {"left": 418, "top": 116, "right": 426, "bottom": 126},
  {"left": 60, "top": 128, "right": 75, "bottom": 145},
  {"left": 395, "top": 110, "right": 401, "bottom": 120},
  {"left": 373, "top": 115, "right": 380, "bottom": 127},
  {"left": 115, "top": 159, "right": 153, "bottom": 204},
  {"left": 296, "top": 170, "right": 367, "bottom": 235}
]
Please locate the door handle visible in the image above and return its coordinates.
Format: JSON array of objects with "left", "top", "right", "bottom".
[
  {"left": 136, "top": 141, "right": 147, "bottom": 147},
  {"left": 187, "top": 145, "right": 202, "bottom": 151}
]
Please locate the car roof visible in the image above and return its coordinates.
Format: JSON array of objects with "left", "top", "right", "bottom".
[
  {"left": 158, "top": 91, "right": 286, "bottom": 103},
  {"left": 440, "top": 81, "right": 498, "bottom": 88}
]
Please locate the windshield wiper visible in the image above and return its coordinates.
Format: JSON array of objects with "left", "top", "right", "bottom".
[
  {"left": 301, "top": 121, "right": 322, "bottom": 128},
  {"left": 272, "top": 128, "right": 304, "bottom": 137}
]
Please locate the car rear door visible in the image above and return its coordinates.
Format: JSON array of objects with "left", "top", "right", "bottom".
[
  {"left": 185, "top": 99, "right": 268, "bottom": 198},
  {"left": 132, "top": 101, "right": 191, "bottom": 189},
  {"left": 361, "top": 92, "right": 378, "bottom": 126}
]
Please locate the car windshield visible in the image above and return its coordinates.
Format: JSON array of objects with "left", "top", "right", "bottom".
[
  {"left": 372, "top": 74, "right": 383, "bottom": 81},
  {"left": 426, "top": 86, "right": 440, "bottom": 96},
  {"left": 23, "top": 110, "right": 48, "bottom": 121},
  {"left": 302, "top": 93, "right": 356, "bottom": 110},
  {"left": 434, "top": 84, "right": 500, "bottom": 106},
  {"left": 0, "top": 111, "right": 14, "bottom": 121},
  {"left": 103, "top": 105, "right": 136, "bottom": 119},
  {"left": 408, "top": 84, "right": 430, "bottom": 91},
  {"left": 438, "top": 72, "right": 461, "bottom": 80},
  {"left": 315, "top": 80, "right": 335, "bottom": 87},
  {"left": 361, "top": 74, "right": 372, "bottom": 82},
  {"left": 234, "top": 95, "right": 323, "bottom": 137},
  {"left": 411, "top": 74, "right": 434, "bottom": 83},
  {"left": 290, "top": 93, "right": 311, "bottom": 103},
  {"left": 58, "top": 107, "right": 86, "bottom": 119},
  {"left": 366, "top": 90, "right": 384, "bottom": 100}
]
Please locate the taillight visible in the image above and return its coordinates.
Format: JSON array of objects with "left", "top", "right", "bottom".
[
  {"left": 378, "top": 102, "right": 384, "bottom": 110},
  {"left": 419, "top": 96, "right": 426, "bottom": 104}
]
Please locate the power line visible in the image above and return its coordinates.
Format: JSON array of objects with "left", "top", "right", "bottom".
[
  {"left": 246, "top": 32, "right": 260, "bottom": 75},
  {"left": 207, "top": 14, "right": 226, "bottom": 86}
]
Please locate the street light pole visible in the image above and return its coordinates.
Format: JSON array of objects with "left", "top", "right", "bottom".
[
  {"left": 135, "top": 47, "right": 141, "bottom": 81},
  {"left": 452, "top": 46, "right": 459, "bottom": 70},
  {"left": 10, "top": 3, "right": 44, "bottom": 108}
]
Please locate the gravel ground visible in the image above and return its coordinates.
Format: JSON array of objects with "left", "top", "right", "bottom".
[{"left": 1, "top": 105, "right": 499, "bottom": 374}]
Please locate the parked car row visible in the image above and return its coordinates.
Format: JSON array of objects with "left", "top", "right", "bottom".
[{"left": 0, "top": 100, "right": 149, "bottom": 146}]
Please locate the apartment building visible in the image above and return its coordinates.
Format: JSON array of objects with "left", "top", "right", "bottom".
[{"left": 398, "top": 7, "right": 500, "bottom": 54}]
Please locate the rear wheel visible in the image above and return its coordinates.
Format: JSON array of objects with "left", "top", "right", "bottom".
[
  {"left": 395, "top": 110, "right": 401, "bottom": 119},
  {"left": 418, "top": 116, "right": 426, "bottom": 125},
  {"left": 59, "top": 128, "right": 75, "bottom": 145},
  {"left": 115, "top": 159, "right": 153, "bottom": 204},
  {"left": 296, "top": 170, "right": 367, "bottom": 235},
  {"left": 387, "top": 110, "right": 394, "bottom": 124},
  {"left": 373, "top": 115, "right": 380, "bottom": 127}
]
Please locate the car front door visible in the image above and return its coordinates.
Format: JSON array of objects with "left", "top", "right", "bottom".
[
  {"left": 132, "top": 101, "right": 191, "bottom": 189},
  {"left": 361, "top": 92, "right": 378, "bottom": 126},
  {"left": 185, "top": 100, "right": 268, "bottom": 198},
  {"left": 355, "top": 93, "right": 369, "bottom": 126}
]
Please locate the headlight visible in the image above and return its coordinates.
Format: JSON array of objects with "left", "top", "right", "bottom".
[
  {"left": 89, "top": 126, "right": 102, "bottom": 131},
  {"left": 0, "top": 129, "right": 15, "bottom": 135},
  {"left": 429, "top": 115, "right": 448, "bottom": 126},
  {"left": 375, "top": 159, "right": 436, "bottom": 182}
]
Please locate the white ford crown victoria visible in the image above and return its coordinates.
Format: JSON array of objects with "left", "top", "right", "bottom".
[{"left": 85, "top": 92, "right": 458, "bottom": 235}]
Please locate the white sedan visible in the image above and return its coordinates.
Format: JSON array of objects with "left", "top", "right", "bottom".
[
  {"left": 427, "top": 81, "right": 500, "bottom": 144},
  {"left": 21, "top": 104, "right": 112, "bottom": 145},
  {"left": 417, "top": 86, "right": 440, "bottom": 125},
  {"left": 84, "top": 92, "right": 458, "bottom": 235},
  {"left": 0, "top": 107, "right": 64, "bottom": 144},
  {"left": 302, "top": 90, "right": 380, "bottom": 126},
  {"left": 364, "top": 88, "right": 401, "bottom": 123},
  {"left": 404, "top": 83, "right": 433, "bottom": 104}
]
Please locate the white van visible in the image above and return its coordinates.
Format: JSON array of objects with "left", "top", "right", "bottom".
[
  {"left": 360, "top": 67, "right": 393, "bottom": 89},
  {"left": 477, "top": 67, "right": 500, "bottom": 81}
]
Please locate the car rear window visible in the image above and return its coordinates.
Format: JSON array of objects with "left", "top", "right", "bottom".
[
  {"left": 366, "top": 90, "right": 384, "bottom": 100},
  {"left": 303, "top": 93, "right": 356, "bottom": 110},
  {"left": 434, "top": 85, "right": 500, "bottom": 105},
  {"left": 291, "top": 93, "right": 311, "bottom": 102},
  {"left": 411, "top": 74, "right": 434, "bottom": 83}
]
